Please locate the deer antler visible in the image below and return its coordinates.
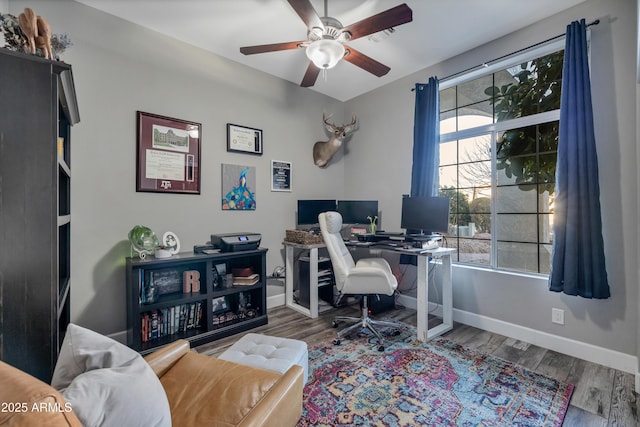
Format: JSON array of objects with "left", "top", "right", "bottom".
[
  {"left": 18, "top": 8, "right": 37, "bottom": 54},
  {"left": 35, "top": 16, "right": 52, "bottom": 59},
  {"left": 322, "top": 112, "right": 336, "bottom": 128}
]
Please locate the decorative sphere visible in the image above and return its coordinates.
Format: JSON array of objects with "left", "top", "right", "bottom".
[{"left": 128, "top": 225, "right": 159, "bottom": 255}]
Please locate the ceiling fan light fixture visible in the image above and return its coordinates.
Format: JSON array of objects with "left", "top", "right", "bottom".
[{"left": 306, "top": 38, "right": 345, "bottom": 70}]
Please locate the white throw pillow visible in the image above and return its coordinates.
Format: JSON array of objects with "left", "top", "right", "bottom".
[{"left": 51, "top": 323, "right": 171, "bottom": 427}]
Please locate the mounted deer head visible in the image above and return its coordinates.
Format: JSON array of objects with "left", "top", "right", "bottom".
[{"left": 313, "top": 113, "right": 358, "bottom": 168}]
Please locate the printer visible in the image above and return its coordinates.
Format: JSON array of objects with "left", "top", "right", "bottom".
[{"left": 210, "top": 232, "right": 261, "bottom": 252}]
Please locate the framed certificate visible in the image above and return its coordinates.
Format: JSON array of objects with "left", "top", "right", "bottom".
[
  {"left": 136, "top": 111, "right": 201, "bottom": 194},
  {"left": 227, "top": 123, "right": 263, "bottom": 155}
]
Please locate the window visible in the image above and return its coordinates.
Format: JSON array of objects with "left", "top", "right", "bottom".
[{"left": 439, "top": 47, "right": 563, "bottom": 274}]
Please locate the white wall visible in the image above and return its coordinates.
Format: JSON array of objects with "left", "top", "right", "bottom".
[
  {"left": 8, "top": 0, "right": 638, "bottom": 370},
  {"left": 345, "top": 0, "right": 638, "bottom": 359},
  {"left": 9, "top": 0, "right": 347, "bottom": 335}
]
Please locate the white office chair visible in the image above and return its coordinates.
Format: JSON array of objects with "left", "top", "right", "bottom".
[{"left": 318, "top": 211, "right": 405, "bottom": 351}]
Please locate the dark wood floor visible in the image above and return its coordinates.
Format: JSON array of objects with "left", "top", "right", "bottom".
[{"left": 195, "top": 304, "right": 638, "bottom": 426}]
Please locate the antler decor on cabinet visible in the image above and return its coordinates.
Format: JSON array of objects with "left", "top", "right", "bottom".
[
  {"left": 313, "top": 112, "right": 358, "bottom": 168},
  {"left": 17, "top": 7, "right": 52, "bottom": 59}
]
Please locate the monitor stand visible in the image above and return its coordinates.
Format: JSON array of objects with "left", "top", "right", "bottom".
[{"left": 407, "top": 233, "right": 442, "bottom": 242}]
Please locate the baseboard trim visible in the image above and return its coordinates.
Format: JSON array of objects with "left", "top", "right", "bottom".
[
  {"left": 107, "top": 330, "right": 127, "bottom": 344},
  {"left": 396, "top": 294, "right": 637, "bottom": 375},
  {"left": 267, "top": 293, "right": 285, "bottom": 309}
]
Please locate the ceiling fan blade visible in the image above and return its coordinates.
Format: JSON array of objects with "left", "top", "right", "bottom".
[
  {"left": 300, "top": 62, "right": 321, "bottom": 87},
  {"left": 287, "top": 0, "right": 323, "bottom": 30},
  {"left": 240, "top": 41, "right": 306, "bottom": 55},
  {"left": 342, "top": 3, "right": 413, "bottom": 41},
  {"left": 343, "top": 47, "right": 390, "bottom": 77}
]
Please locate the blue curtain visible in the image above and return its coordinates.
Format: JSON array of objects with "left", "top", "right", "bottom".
[
  {"left": 548, "top": 19, "right": 610, "bottom": 298},
  {"left": 411, "top": 77, "right": 440, "bottom": 197},
  {"left": 401, "top": 77, "right": 440, "bottom": 266}
]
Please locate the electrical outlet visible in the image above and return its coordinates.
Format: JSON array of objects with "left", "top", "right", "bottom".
[{"left": 551, "top": 308, "right": 565, "bottom": 325}]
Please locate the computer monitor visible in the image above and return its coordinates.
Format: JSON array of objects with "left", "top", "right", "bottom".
[
  {"left": 337, "top": 200, "right": 378, "bottom": 224},
  {"left": 401, "top": 196, "right": 450, "bottom": 235},
  {"left": 296, "top": 199, "right": 336, "bottom": 225}
]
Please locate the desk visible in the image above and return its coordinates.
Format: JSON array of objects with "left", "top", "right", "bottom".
[
  {"left": 283, "top": 241, "right": 326, "bottom": 319},
  {"left": 412, "top": 247, "right": 456, "bottom": 341},
  {"left": 283, "top": 240, "right": 456, "bottom": 342}
]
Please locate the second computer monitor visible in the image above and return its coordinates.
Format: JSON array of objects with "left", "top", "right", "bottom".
[
  {"left": 297, "top": 199, "right": 337, "bottom": 226},
  {"left": 337, "top": 200, "right": 378, "bottom": 224},
  {"left": 401, "top": 196, "right": 450, "bottom": 235}
]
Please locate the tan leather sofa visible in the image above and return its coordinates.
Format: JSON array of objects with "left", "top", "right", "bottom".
[{"left": 0, "top": 339, "right": 304, "bottom": 426}]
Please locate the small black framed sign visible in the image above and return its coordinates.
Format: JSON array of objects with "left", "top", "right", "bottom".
[
  {"left": 271, "top": 160, "right": 292, "bottom": 192},
  {"left": 227, "top": 123, "right": 263, "bottom": 155}
]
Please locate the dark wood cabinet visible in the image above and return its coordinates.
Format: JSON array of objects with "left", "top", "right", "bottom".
[
  {"left": 126, "top": 249, "right": 268, "bottom": 354},
  {"left": 0, "top": 48, "right": 80, "bottom": 381}
]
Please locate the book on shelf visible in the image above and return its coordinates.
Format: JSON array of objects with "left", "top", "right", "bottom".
[
  {"left": 233, "top": 273, "right": 259, "bottom": 286},
  {"left": 140, "top": 301, "right": 204, "bottom": 342},
  {"left": 151, "top": 311, "right": 159, "bottom": 340},
  {"left": 57, "top": 137, "right": 64, "bottom": 159},
  {"left": 142, "top": 314, "right": 148, "bottom": 342},
  {"left": 178, "top": 304, "right": 187, "bottom": 332},
  {"left": 187, "top": 302, "right": 201, "bottom": 329}
]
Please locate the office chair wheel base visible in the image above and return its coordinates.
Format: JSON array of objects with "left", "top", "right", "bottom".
[
  {"left": 377, "top": 345, "right": 385, "bottom": 352},
  {"left": 333, "top": 338, "right": 341, "bottom": 346}
]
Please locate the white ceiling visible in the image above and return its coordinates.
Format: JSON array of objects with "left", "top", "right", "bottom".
[{"left": 74, "top": 0, "right": 587, "bottom": 102}]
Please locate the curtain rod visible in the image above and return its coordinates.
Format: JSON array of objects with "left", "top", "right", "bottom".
[{"left": 411, "top": 19, "right": 600, "bottom": 91}]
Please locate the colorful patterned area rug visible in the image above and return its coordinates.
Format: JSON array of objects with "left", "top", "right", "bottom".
[{"left": 297, "top": 327, "right": 574, "bottom": 427}]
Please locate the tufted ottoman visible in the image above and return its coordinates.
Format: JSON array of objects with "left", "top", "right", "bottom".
[{"left": 219, "top": 333, "right": 309, "bottom": 383}]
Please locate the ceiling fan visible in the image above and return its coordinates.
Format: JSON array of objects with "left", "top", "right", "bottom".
[{"left": 239, "top": 0, "right": 413, "bottom": 87}]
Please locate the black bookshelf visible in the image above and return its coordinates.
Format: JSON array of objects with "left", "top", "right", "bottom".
[
  {"left": 0, "top": 48, "right": 80, "bottom": 381},
  {"left": 126, "top": 249, "right": 268, "bottom": 354}
]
